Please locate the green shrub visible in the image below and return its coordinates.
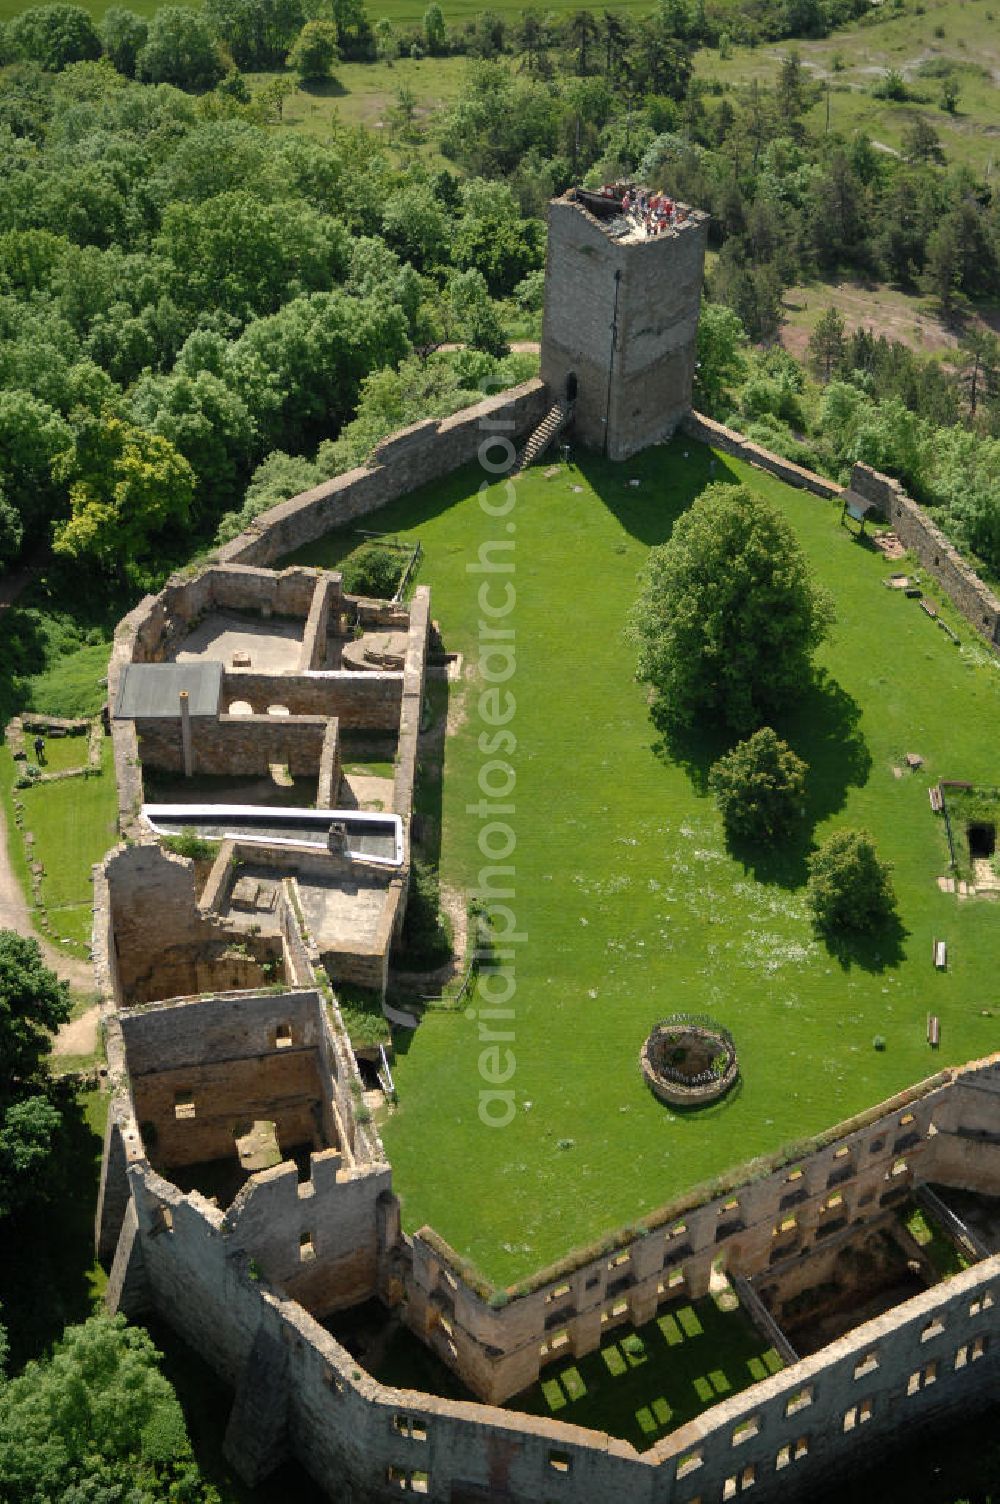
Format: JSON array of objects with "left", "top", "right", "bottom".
[
  {"left": 341, "top": 541, "right": 405, "bottom": 598},
  {"left": 873, "top": 67, "right": 908, "bottom": 100},
  {"left": 161, "top": 827, "right": 214, "bottom": 862},
  {"left": 807, "top": 830, "right": 896, "bottom": 934},
  {"left": 400, "top": 858, "right": 452, "bottom": 967},
  {"left": 708, "top": 728, "right": 808, "bottom": 844}
]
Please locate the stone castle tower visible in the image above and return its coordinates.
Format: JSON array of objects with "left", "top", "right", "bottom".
[{"left": 539, "top": 189, "right": 709, "bottom": 461}]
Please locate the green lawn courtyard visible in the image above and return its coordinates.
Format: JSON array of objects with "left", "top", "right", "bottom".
[
  {"left": 0, "top": 738, "right": 118, "bottom": 958},
  {"left": 291, "top": 436, "right": 1000, "bottom": 1287},
  {"left": 512, "top": 1292, "right": 783, "bottom": 1451}
]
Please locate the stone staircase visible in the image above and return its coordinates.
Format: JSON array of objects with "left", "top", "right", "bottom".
[{"left": 513, "top": 399, "right": 574, "bottom": 475}]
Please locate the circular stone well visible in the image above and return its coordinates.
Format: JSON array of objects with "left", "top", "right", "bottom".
[{"left": 640, "top": 1013, "right": 738, "bottom": 1108}]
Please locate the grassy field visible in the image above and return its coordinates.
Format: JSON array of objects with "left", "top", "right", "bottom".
[
  {"left": 695, "top": 0, "right": 1000, "bottom": 176},
  {"left": 779, "top": 280, "right": 1000, "bottom": 366},
  {"left": 2, "top": 739, "right": 119, "bottom": 957},
  {"left": 247, "top": 56, "right": 469, "bottom": 154},
  {"left": 290, "top": 437, "right": 1000, "bottom": 1287}
]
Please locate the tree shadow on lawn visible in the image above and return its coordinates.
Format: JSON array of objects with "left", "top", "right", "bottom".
[
  {"left": 653, "top": 668, "right": 873, "bottom": 892},
  {"left": 815, "top": 906, "right": 908, "bottom": 974}
]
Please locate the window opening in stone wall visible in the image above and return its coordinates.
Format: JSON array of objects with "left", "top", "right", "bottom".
[
  {"left": 548, "top": 1450, "right": 571, "bottom": 1473},
  {"left": 676, "top": 1450, "right": 703, "bottom": 1479},
  {"left": 274, "top": 1022, "right": 293, "bottom": 1048},
  {"left": 300, "top": 1231, "right": 315, "bottom": 1262},
  {"left": 174, "top": 1092, "right": 196, "bottom": 1120},
  {"left": 859, "top": 1399, "right": 873, "bottom": 1424},
  {"left": 393, "top": 1415, "right": 427, "bottom": 1441},
  {"left": 972, "top": 1336, "right": 987, "bottom": 1360},
  {"left": 786, "top": 1386, "right": 813, "bottom": 1417},
  {"left": 732, "top": 1417, "right": 760, "bottom": 1446},
  {"left": 955, "top": 1344, "right": 968, "bottom": 1369},
  {"left": 854, "top": 1352, "right": 879, "bottom": 1379}
]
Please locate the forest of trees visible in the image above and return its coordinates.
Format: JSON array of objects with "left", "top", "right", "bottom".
[
  {"left": 0, "top": 0, "right": 998, "bottom": 582},
  {"left": 0, "top": 0, "right": 997, "bottom": 586}
]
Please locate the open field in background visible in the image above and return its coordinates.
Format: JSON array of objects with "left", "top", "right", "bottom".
[
  {"left": 779, "top": 280, "right": 1000, "bottom": 365},
  {"left": 246, "top": 55, "right": 469, "bottom": 153},
  {"left": 695, "top": 0, "right": 1000, "bottom": 176},
  {"left": 291, "top": 438, "right": 1000, "bottom": 1287}
]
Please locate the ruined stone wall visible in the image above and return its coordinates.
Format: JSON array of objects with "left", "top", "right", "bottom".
[
  {"left": 398, "top": 1068, "right": 968, "bottom": 1405},
  {"left": 300, "top": 573, "right": 339, "bottom": 670},
  {"left": 109, "top": 1146, "right": 1000, "bottom": 1504},
  {"left": 222, "top": 1153, "right": 393, "bottom": 1316},
  {"left": 681, "top": 412, "right": 841, "bottom": 498},
  {"left": 540, "top": 197, "right": 708, "bottom": 459},
  {"left": 104, "top": 844, "right": 242, "bottom": 1004},
  {"left": 136, "top": 712, "right": 330, "bottom": 778},
  {"left": 850, "top": 462, "right": 1000, "bottom": 645},
  {"left": 318, "top": 876, "right": 405, "bottom": 996},
  {"left": 222, "top": 668, "right": 402, "bottom": 729},
  {"left": 125, "top": 566, "right": 327, "bottom": 666},
  {"left": 131, "top": 1049, "right": 326, "bottom": 1168},
  {"left": 393, "top": 585, "right": 430, "bottom": 834},
  {"left": 679, "top": 424, "right": 1000, "bottom": 652},
  {"left": 316, "top": 720, "right": 341, "bottom": 808},
  {"left": 118, "top": 988, "right": 347, "bottom": 1173},
  {"left": 214, "top": 381, "right": 548, "bottom": 568}
]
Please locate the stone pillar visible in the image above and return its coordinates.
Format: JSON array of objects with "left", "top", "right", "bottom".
[{"left": 179, "top": 690, "right": 193, "bottom": 778}]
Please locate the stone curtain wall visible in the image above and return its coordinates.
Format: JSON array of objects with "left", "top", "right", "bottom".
[
  {"left": 106, "top": 1144, "right": 1000, "bottom": 1504},
  {"left": 400, "top": 1069, "right": 951, "bottom": 1404},
  {"left": 681, "top": 412, "right": 841, "bottom": 498},
  {"left": 682, "top": 417, "right": 1000, "bottom": 650},
  {"left": 393, "top": 586, "right": 430, "bottom": 834},
  {"left": 849, "top": 462, "right": 1000, "bottom": 645},
  {"left": 216, "top": 380, "right": 549, "bottom": 567}
]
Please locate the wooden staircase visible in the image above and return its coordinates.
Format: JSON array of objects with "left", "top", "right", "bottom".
[{"left": 513, "top": 399, "right": 574, "bottom": 475}]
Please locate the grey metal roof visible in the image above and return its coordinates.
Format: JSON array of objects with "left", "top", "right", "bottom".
[{"left": 114, "top": 662, "right": 223, "bottom": 720}]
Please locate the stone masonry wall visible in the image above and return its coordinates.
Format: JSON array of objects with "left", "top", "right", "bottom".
[
  {"left": 221, "top": 668, "right": 402, "bottom": 729},
  {"left": 397, "top": 1061, "right": 1000, "bottom": 1407},
  {"left": 109, "top": 1141, "right": 1000, "bottom": 1504},
  {"left": 214, "top": 380, "right": 548, "bottom": 568},
  {"left": 850, "top": 462, "right": 1000, "bottom": 645},
  {"left": 136, "top": 713, "right": 330, "bottom": 778},
  {"left": 680, "top": 412, "right": 841, "bottom": 498},
  {"left": 681, "top": 420, "right": 1000, "bottom": 651}
]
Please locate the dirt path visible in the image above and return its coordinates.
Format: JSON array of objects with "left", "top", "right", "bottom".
[
  {"left": 0, "top": 793, "right": 95, "bottom": 998},
  {"left": 52, "top": 1003, "right": 100, "bottom": 1057}
]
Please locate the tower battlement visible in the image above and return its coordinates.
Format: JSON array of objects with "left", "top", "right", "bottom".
[{"left": 539, "top": 188, "right": 709, "bottom": 460}]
